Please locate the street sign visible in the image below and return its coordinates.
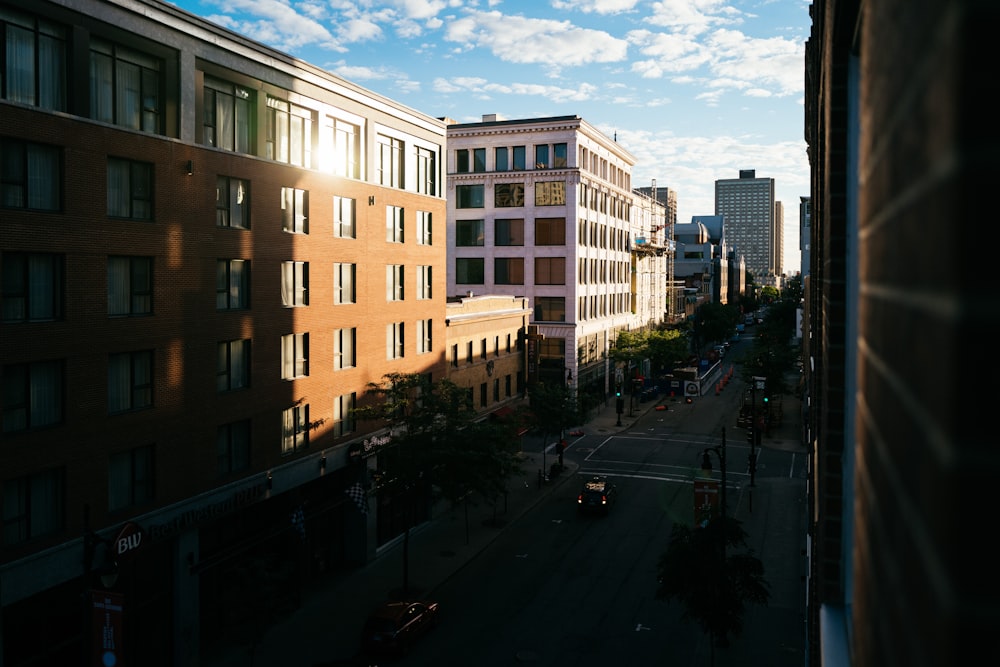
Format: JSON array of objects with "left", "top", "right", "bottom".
[{"left": 693, "top": 479, "right": 720, "bottom": 525}]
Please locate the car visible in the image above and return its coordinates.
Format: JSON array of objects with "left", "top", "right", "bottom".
[
  {"left": 577, "top": 475, "right": 617, "bottom": 513},
  {"left": 361, "top": 600, "right": 440, "bottom": 655}
]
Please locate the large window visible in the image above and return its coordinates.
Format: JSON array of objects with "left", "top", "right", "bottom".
[
  {"left": 417, "top": 319, "right": 432, "bottom": 354},
  {"left": 534, "top": 257, "right": 566, "bottom": 285},
  {"left": 386, "top": 264, "right": 404, "bottom": 301},
  {"left": 377, "top": 134, "right": 403, "bottom": 188},
  {"left": 456, "top": 219, "right": 484, "bottom": 246},
  {"left": 334, "top": 327, "right": 356, "bottom": 370},
  {"left": 534, "top": 181, "right": 566, "bottom": 206},
  {"left": 416, "top": 210, "right": 432, "bottom": 245},
  {"left": 333, "top": 262, "right": 355, "bottom": 305},
  {"left": 495, "top": 218, "right": 524, "bottom": 246},
  {"left": 217, "top": 339, "right": 250, "bottom": 392},
  {"left": 495, "top": 147, "right": 509, "bottom": 172},
  {"left": 281, "top": 333, "right": 309, "bottom": 379},
  {"left": 386, "top": 322, "right": 404, "bottom": 360},
  {"left": 203, "top": 78, "right": 253, "bottom": 153},
  {"left": 281, "top": 261, "right": 308, "bottom": 307},
  {"left": 553, "top": 143, "right": 568, "bottom": 167},
  {"left": 90, "top": 38, "right": 161, "bottom": 133},
  {"left": 455, "top": 184, "right": 484, "bottom": 208},
  {"left": 216, "top": 259, "right": 249, "bottom": 310},
  {"left": 217, "top": 420, "right": 250, "bottom": 475},
  {"left": 386, "top": 206, "right": 404, "bottom": 243},
  {"left": 415, "top": 146, "right": 436, "bottom": 195},
  {"left": 216, "top": 176, "right": 249, "bottom": 229},
  {"left": 108, "top": 350, "right": 153, "bottom": 414},
  {"left": 1, "top": 138, "right": 60, "bottom": 211},
  {"left": 282, "top": 403, "right": 309, "bottom": 454},
  {"left": 2, "top": 252, "right": 63, "bottom": 323},
  {"left": 534, "top": 296, "right": 566, "bottom": 322},
  {"left": 494, "top": 183, "right": 524, "bottom": 208},
  {"left": 107, "top": 158, "right": 153, "bottom": 220},
  {"left": 494, "top": 257, "right": 524, "bottom": 285},
  {"left": 2, "top": 468, "right": 64, "bottom": 545},
  {"left": 333, "top": 393, "right": 355, "bottom": 438},
  {"left": 107, "top": 256, "right": 152, "bottom": 316},
  {"left": 535, "top": 217, "right": 566, "bottom": 245},
  {"left": 326, "top": 115, "right": 360, "bottom": 178},
  {"left": 416, "top": 265, "right": 432, "bottom": 300},
  {"left": 281, "top": 187, "right": 308, "bottom": 233},
  {"left": 534, "top": 145, "right": 549, "bottom": 169},
  {"left": 334, "top": 195, "right": 356, "bottom": 238},
  {"left": 266, "top": 96, "right": 313, "bottom": 167},
  {"left": 108, "top": 445, "right": 154, "bottom": 512},
  {"left": 455, "top": 258, "right": 484, "bottom": 284},
  {"left": 2, "top": 360, "right": 63, "bottom": 433},
  {"left": 1, "top": 9, "right": 66, "bottom": 110}
]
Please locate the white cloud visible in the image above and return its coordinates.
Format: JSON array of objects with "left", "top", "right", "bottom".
[{"left": 550, "top": 0, "right": 642, "bottom": 14}]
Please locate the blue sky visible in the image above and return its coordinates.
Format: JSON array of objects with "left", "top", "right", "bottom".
[{"left": 168, "top": 0, "right": 811, "bottom": 273}]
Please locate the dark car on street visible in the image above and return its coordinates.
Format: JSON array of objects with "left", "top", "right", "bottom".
[
  {"left": 361, "top": 600, "right": 440, "bottom": 655},
  {"left": 577, "top": 475, "right": 617, "bottom": 513}
]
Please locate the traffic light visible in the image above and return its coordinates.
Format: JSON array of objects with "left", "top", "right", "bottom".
[{"left": 746, "top": 426, "right": 755, "bottom": 444}]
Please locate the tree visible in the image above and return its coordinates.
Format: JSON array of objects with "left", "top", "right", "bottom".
[
  {"left": 646, "top": 328, "right": 690, "bottom": 375},
  {"left": 656, "top": 516, "right": 770, "bottom": 663},
  {"left": 693, "top": 302, "right": 740, "bottom": 352},
  {"left": 520, "top": 381, "right": 577, "bottom": 476}
]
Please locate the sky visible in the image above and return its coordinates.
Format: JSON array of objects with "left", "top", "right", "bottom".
[{"left": 168, "top": 0, "right": 811, "bottom": 273}]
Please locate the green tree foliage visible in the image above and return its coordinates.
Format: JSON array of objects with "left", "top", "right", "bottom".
[
  {"left": 693, "top": 302, "right": 741, "bottom": 350},
  {"left": 656, "top": 516, "right": 770, "bottom": 650},
  {"left": 520, "top": 381, "right": 577, "bottom": 472}
]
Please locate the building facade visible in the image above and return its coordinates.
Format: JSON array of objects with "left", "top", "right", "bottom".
[
  {"left": 0, "top": 0, "right": 448, "bottom": 664},
  {"left": 444, "top": 115, "right": 665, "bottom": 406},
  {"left": 714, "top": 169, "right": 777, "bottom": 282}
]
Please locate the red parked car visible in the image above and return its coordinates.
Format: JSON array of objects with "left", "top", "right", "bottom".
[{"left": 361, "top": 600, "right": 440, "bottom": 655}]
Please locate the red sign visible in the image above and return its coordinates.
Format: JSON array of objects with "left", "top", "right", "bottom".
[
  {"left": 693, "top": 479, "right": 720, "bottom": 525},
  {"left": 91, "top": 590, "right": 124, "bottom": 667},
  {"left": 114, "top": 521, "right": 144, "bottom": 562}
]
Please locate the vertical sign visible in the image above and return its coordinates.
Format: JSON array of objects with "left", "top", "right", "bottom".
[
  {"left": 693, "top": 479, "right": 719, "bottom": 526},
  {"left": 526, "top": 335, "right": 538, "bottom": 385},
  {"left": 91, "top": 590, "right": 124, "bottom": 667}
]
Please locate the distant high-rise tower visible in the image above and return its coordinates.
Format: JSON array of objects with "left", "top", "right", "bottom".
[{"left": 715, "top": 169, "right": 776, "bottom": 281}]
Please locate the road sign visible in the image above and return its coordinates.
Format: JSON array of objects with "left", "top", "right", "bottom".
[{"left": 693, "top": 479, "right": 720, "bottom": 524}]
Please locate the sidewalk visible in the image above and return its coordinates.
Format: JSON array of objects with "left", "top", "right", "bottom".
[{"left": 205, "top": 380, "right": 807, "bottom": 667}]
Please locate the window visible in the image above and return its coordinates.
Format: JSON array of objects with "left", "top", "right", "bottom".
[
  {"left": 386, "top": 264, "right": 404, "bottom": 301},
  {"left": 456, "top": 258, "right": 484, "bottom": 284},
  {"left": 472, "top": 148, "right": 486, "bottom": 172},
  {"left": 534, "top": 145, "right": 549, "bottom": 169},
  {"left": 334, "top": 327, "right": 356, "bottom": 370},
  {"left": 281, "top": 333, "right": 309, "bottom": 379},
  {"left": 495, "top": 219, "right": 524, "bottom": 246},
  {"left": 1, "top": 138, "right": 61, "bottom": 210},
  {"left": 282, "top": 403, "right": 309, "bottom": 454},
  {"left": 333, "top": 393, "right": 355, "bottom": 438},
  {"left": 281, "top": 187, "right": 308, "bottom": 233},
  {"left": 107, "top": 256, "right": 152, "bottom": 316},
  {"left": 480, "top": 339, "right": 487, "bottom": 360},
  {"left": 456, "top": 219, "right": 484, "bottom": 246},
  {"left": 107, "top": 158, "right": 152, "bottom": 220},
  {"left": 108, "top": 445, "right": 154, "bottom": 511},
  {"left": 466, "top": 341, "right": 473, "bottom": 364},
  {"left": 493, "top": 378, "right": 500, "bottom": 402},
  {"left": 512, "top": 146, "right": 526, "bottom": 170},
  {"left": 456, "top": 149, "right": 470, "bottom": 173},
  {"left": 417, "top": 319, "right": 432, "bottom": 354},
  {"left": 415, "top": 146, "right": 436, "bottom": 195},
  {"left": 327, "top": 116, "right": 360, "bottom": 179},
  {"left": 2, "top": 252, "right": 63, "bottom": 322},
  {"left": 2, "top": 360, "right": 63, "bottom": 433},
  {"left": 455, "top": 184, "right": 484, "bottom": 208},
  {"left": 266, "top": 95, "right": 314, "bottom": 167},
  {"left": 216, "top": 177, "right": 249, "bottom": 228},
  {"left": 217, "top": 339, "right": 250, "bottom": 392},
  {"left": 416, "top": 210, "right": 432, "bottom": 245},
  {"left": 334, "top": 195, "right": 356, "bottom": 238},
  {"left": 535, "top": 257, "right": 566, "bottom": 285},
  {"left": 2, "top": 468, "right": 64, "bottom": 545},
  {"left": 387, "top": 322, "right": 405, "bottom": 360},
  {"left": 535, "top": 181, "right": 566, "bottom": 206},
  {"left": 333, "top": 262, "right": 356, "bottom": 305},
  {"left": 495, "top": 147, "right": 509, "bottom": 172},
  {"left": 494, "top": 257, "right": 524, "bottom": 285},
  {"left": 377, "top": 134, "right": 403, "bottom": 188},
  {"left": 1, "top": 9, "right": 66, "bottom": 110},
  {"left": 217, "top": 420, "right": 250, "bottom": 475},
  {"left": 90, "top": 38, "right": 161, "bottom": 133},
  {"left": 108, "top": 350, "right": 153, "bottom": 413},
  {"left": 494, "top": 183, "right": 524, "bottom": 207},
  {"left": 505, "top": 374, "right": 512, "bottom": 398},
  {"left": 386, "top": 205, "right": 404, "bottom": 243},
  {"left": 216, "top": 259, "right": 249, "bottom": 310},
  {"left": 534, "top": 297, "right": 566, "bottom": 322},
  {"left": 553, "top": 143, "right": 568, "bottom": 168},
  {"left": 203, "top": 78, "right": 253, "bottom": 153},
  {"left": 451, "top": 344, "right": 459, "bottom": 367},
  {"left": 281, "top": 261, "right": 308, "bottom": 307},
  {"left": 416, "top": 265, "right": 432, "bottom": 300},
  {"left": 535, "top": 217, "right": 566, "bottom": 245},
  {"left": 479, "top": 382, "right": 487, "bottom": 408}
]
